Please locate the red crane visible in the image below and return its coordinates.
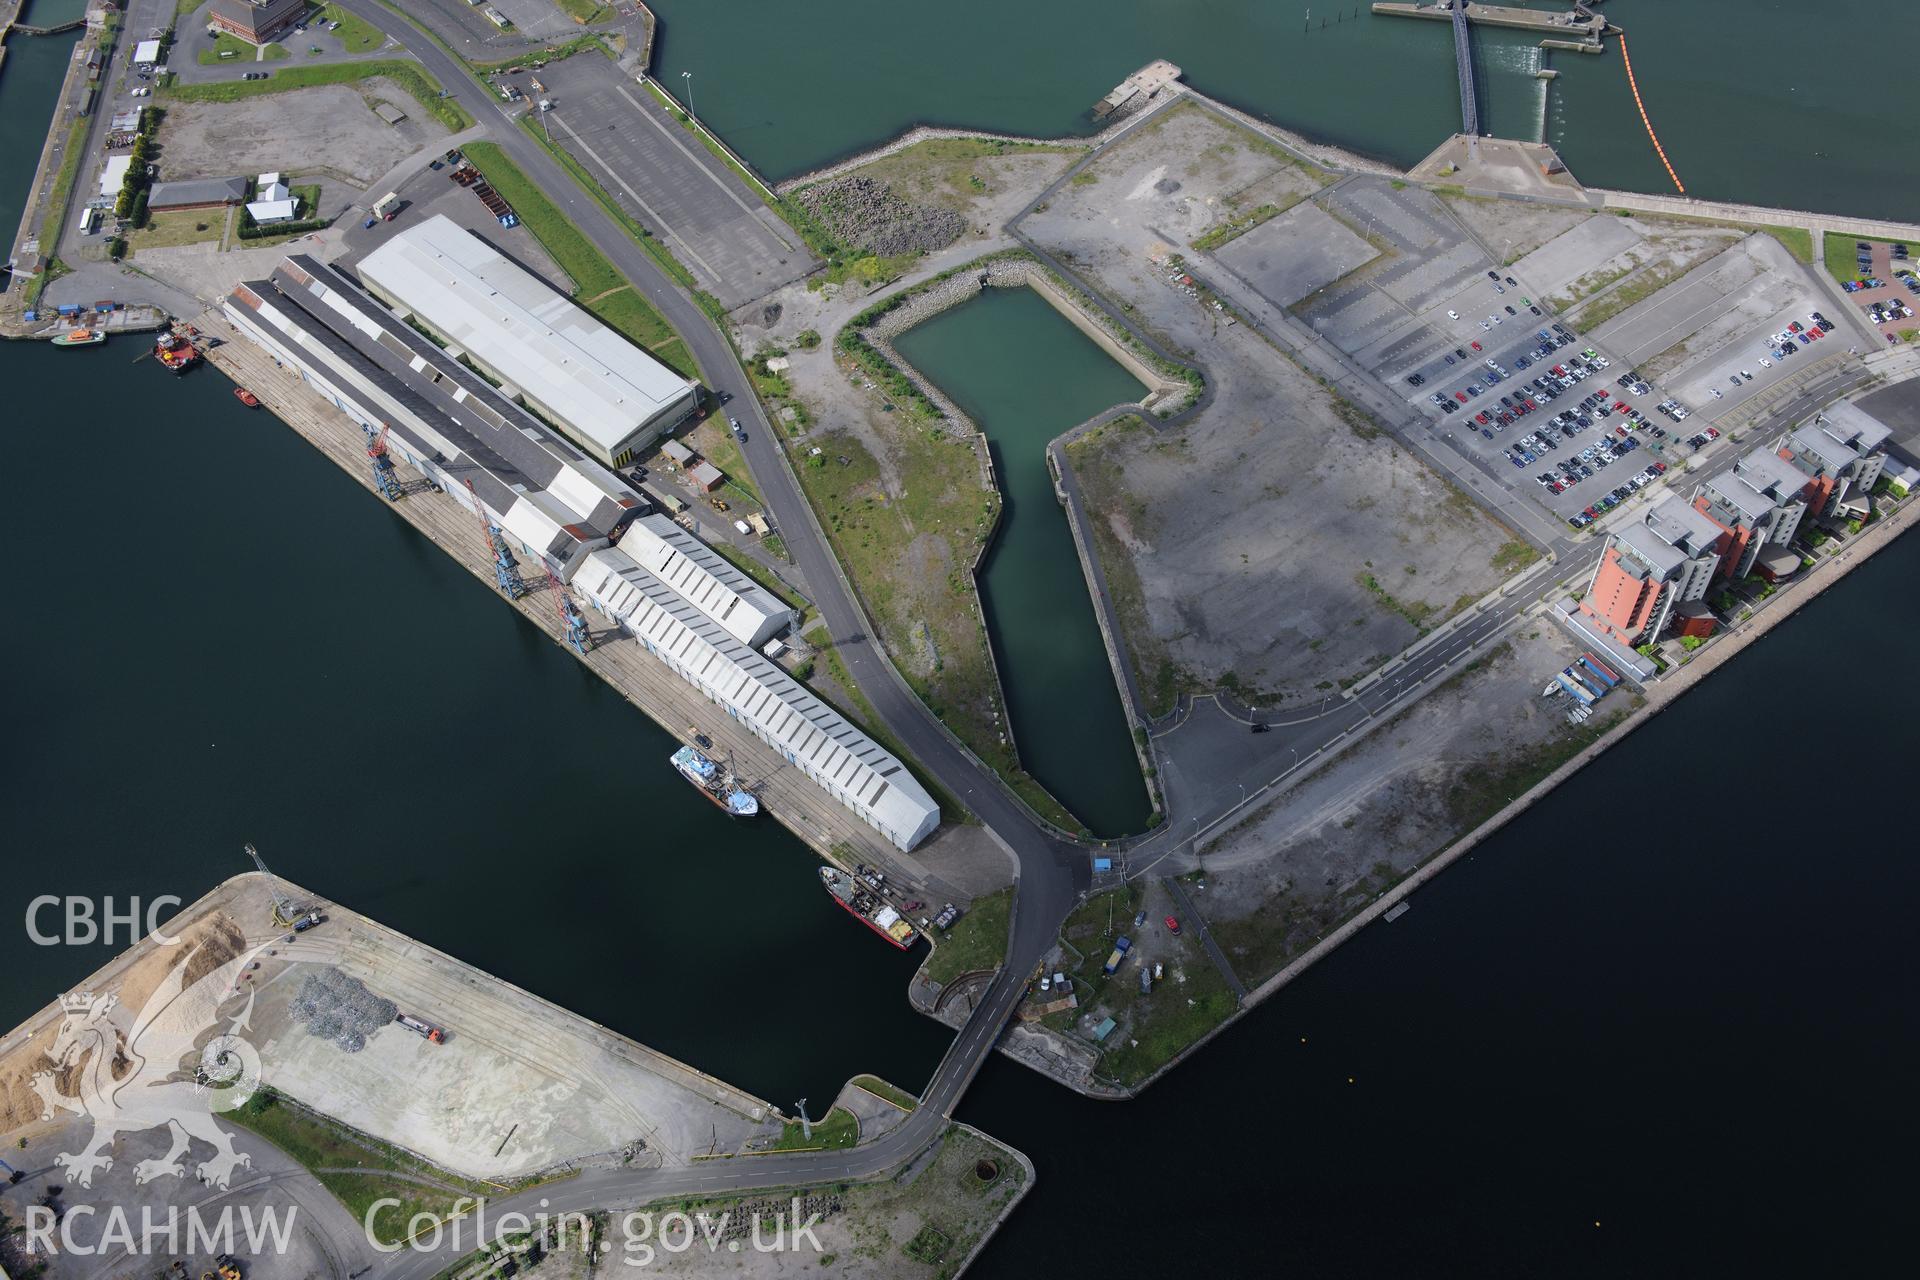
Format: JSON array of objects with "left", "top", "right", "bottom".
[{"left": 464, "top": 478, "right": 526, "bottom": 598}]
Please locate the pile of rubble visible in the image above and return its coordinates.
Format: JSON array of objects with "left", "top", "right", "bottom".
[
  {"left": 798, "top": 176, "right": 965, "bottom": 257},
  {"left": 288, "top": 967, "right": 397, "bottom": 1053}
]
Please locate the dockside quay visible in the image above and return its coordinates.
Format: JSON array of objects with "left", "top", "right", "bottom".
[{"left": 222, "top": 243, "right": 939, "bottom": 852}]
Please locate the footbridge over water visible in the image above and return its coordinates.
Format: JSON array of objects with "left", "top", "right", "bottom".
[{"left": 1452, "top": 3, "right": 1479, "bottom": 137}]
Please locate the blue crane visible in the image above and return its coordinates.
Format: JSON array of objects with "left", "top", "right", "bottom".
[
  {"left": 463, "top": 479, "right": 527, "bottom": 599},
  {"left": 365, "top": 423, "right": 402, "bottom": 502}
]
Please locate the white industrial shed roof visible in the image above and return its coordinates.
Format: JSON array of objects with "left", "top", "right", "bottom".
[
  {"left": 356, "top": 215, "right": 696, "bottom": 457},
  {"left": 616, "top": 514, "right": 794, "bottom": 648},
  {"left": 574, "top": 548, "right": 939, "bottom": 850},
  {"left": 99, "top": 154, "right": 132, "bottom": 198}
]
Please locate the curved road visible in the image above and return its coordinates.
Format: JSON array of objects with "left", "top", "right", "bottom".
[
  {"left": 320, "top": 6, "right": 1083, "bottom": 1268},
  {"left": 297, "top": 16, "right": 1880, "bottom": 1271}
]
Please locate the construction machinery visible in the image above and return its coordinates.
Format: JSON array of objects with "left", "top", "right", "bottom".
[
  {"left": 365, "top": 423, "right": 402, "bottom": 501},
  {"left": 543, "top": 565, "right": 591, "bottom": 655},
  {"left": 464, "top": 479, "right": 527, "bottom": 599}
]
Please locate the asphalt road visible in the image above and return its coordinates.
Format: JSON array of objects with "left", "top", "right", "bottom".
[
  {"left": 288, "top": 22, "right": 1883, "bottom": 1258},
  {"left": 326, "top": 5, "right": 1085, "bottom": 1260}
]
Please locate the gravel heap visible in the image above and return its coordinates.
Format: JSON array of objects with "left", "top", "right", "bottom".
[
  {"left": 288, "top": 968, "right": 397, "bottom": 1054},
  {"left": 799, "top": 176, "right": 965, "bottom": 257}
]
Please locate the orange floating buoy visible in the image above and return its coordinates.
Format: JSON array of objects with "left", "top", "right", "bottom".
[{"left": 1617, "top": 33, "right": 1686, "bottom": 194}]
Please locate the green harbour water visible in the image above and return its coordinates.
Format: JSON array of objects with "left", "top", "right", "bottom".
[
  {"left": 893, "top": 286, "right": 1154, "bottom": 837},
  {"left": 2, "top": 0, "right": 1917, "bottom": 1273},
  {"left": 650, "top": 0, "right": 1919, "bottom": 221}
]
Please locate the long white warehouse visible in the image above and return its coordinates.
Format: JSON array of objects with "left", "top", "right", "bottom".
[
  {"left": 223, "top": 254, "right": 644, "bottom": 582},
  {"left": 572, "top": 548, "right": 940, "bottom": 851},
  {"left": 617, "top": 515, "right": 795, "bottom": 649},
  {"left": 357, "top": 214, "right": 700, "bottom": 468}
]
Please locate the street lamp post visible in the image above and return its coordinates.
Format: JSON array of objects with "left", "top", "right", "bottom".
[{"left": 681, "top": 70, "right": 695, "bottom": 123}]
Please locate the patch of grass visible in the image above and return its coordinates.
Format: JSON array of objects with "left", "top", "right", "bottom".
[
  {"left": 1098, "top": 959, "right": 1237, "bottom": 1087},
  {"left": 921, "top": 886, "right": 1012, "bottom": 985},
  {"left": 1445, "top": 710, "right": 1625, "bottom": 831},
  {"left": 163, "top": 59, "right": 472, "bottom": 130},
  {"left": 850, "top": 1075, "right": 918, "bottom": 1111},
  {"left": 1567, "top": 260, "right": 1686, "bottom": 331},
  {"left": 1005, "top": 773, "right": 1079, "bottom": 832},
  {"left": 319, "top": 4, "right": 385, "bottom": 54},
  {"left": 226, "top": 1090, "right": 476, "bottom": 1247},
  {"left": 1490, "top": 538, "right": 1539, "bottom": 575},
  {"left": 198, "top": 33, "right": 289, "bottom": 64},
  {"left": 1823, "top": 231, "right": 1911, "bottom": 283},
  {"left": 838, "top": 134, "right": 1081, "bottom": 216},
  {"left": 705, "top": 540, "right": 802, "bottom": 612},
  {"left": 768, "top": 1106, "right": 858, "bottom": 1152},
  {"left": 554, "top": 0, "right": 613, "bottom": 23},
  {"left": 1064, "top": 418, "right": 1178, "bottom": 718},
  {"left": 459, "top": 142, "right": 690, "bottom": 373},
  {"left": 786, "top": 411, "right": 1015, "bottom": 790},
  {"left": 1355, "top": 570, "right": 1434, "bottom": 635},
  {"left": 1761, "top": 225, "right": 1813, "bottom": 263},
  {"left": 1190, "top": 202, "right": 1286, "bottom": 252},
  {"left": 125, "top": 207, "right": 225, "bottom": 254}
]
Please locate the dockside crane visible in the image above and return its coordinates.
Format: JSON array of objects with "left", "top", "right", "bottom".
[
  {"left": 364, "top": 423, "right": 402, "bottom": 501},
  {"left": 543, "top": 564, "right": 592, "bottom": 654},
  {"left": 463, "top": 479, "right": 528, "bottom": 599}
]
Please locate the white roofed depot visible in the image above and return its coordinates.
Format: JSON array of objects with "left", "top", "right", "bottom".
[{"left": 356, "top": 215, "right": 701, "bottom": 468}]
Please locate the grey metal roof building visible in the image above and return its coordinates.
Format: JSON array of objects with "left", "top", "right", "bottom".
[
  {"left": 571, "top": 546, "right": 941, "bottom": 850},
  {"left": 222, "top": 254, "right": 643, "bottom": 581},
  {"left": 615, "top": 515, "right": 795, "bottom": 649},
  {"left": 356, "top": 216, "right": 700, "bottom": 467},
  {"left": 149, "top": 177, "right": 247, "bottom": 210}
]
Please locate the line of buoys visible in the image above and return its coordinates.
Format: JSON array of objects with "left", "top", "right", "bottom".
[{"left": 1617, "top": 31, "right": 1685, "bottom": 194}]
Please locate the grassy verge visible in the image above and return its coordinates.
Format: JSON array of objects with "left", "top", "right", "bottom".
[
  {"left": 472, "top": 34, "right": 609, "bottom": 72},
  {"left": 705, "top": 539, "right": 803, "bottom": 612},
  {"left": 1065, "top": 418, "right": 1177, "bottom": 717},
  {"left": 637, "top": 81, "right": 816, "bottom": 242},
  {"left": 31, "top": 116, "right": 91, "bottom": 305},
  {"left": 850, "top": 1075, "right": 919, "bottom": 1111},
  {"left": 1823, "top": 230, "right": 1912, "bottom": 283},
  {"left": 226, "top": 1089, "right": 477, "bottom": 1246},
  {"left": 459, "top": 141, "right": 691, "bottom": 374},
  {"left": 513, "top": 113, "right": 726, "bottom": 328},
  {"left": 163, "top": 59, "right": 473, "bottom": 130},
  {"left": 1445, "top": 707, "right": 1627, "bottom": 830},
  {"left": 767, "top": 1106, "right": 859, "bottom": 1152},
  {"left": 786, "top": 404, "right": 1010, "bottom": 774},
  {"left": 319, "top": 4, "right": 386, "bottom": 54},
  {"left": 920, "top": 886, "right": 1012, "bottom": 986},
  {"left": 802, "top": 622, "right": 972, "bottom": 826}
]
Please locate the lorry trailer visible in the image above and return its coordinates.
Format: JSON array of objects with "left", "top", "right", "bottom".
[{"left": 396, "top": 1013, "right": 446, "bottom": 1044}]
